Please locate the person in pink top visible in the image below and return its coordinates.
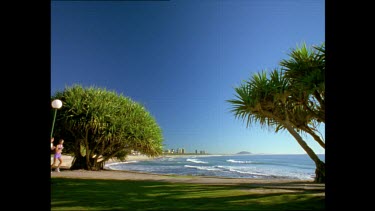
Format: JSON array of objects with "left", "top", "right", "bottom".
[{"left": 51, "top": 139, "right": 64, "bottom": 172}]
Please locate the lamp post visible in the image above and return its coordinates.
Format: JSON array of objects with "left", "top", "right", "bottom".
[{"left": 51, "top": 99, "right": 63, "bottom": 138}]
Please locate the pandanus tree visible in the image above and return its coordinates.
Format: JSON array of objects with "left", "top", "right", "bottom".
[
  {"left": 280, "top": 42, "right": 325, "bottom": 149},
  {"left": 228, "top": 68, "right": 325, "bottom": 183},
  {"left": 52, "top": 84, "right": 163, "bottom": 170},
  {"left": 280, "top": 42, "right": 325, "bottom": 124}
]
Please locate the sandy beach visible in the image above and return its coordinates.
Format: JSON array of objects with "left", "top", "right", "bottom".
[{"left": 51, "top": 154, "right": 325, "bottom": 192}]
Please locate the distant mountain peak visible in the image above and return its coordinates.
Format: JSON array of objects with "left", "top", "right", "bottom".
[{"left": 236, "top": 151, "right": 251, "bottom": 154}]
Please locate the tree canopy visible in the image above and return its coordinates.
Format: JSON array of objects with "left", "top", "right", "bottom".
[
  {"left": 52, "top": 84, "right": 163, "bottom": 170},
  {"left": 227, "top": 42, "right": 325, "bottom": 183}
]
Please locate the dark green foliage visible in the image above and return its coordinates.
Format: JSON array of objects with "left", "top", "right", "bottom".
[{"left": 52, "top": 84, "right": 163, "bottom": 170}]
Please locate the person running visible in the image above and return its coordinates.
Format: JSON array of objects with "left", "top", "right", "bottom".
[
  {"left": 51, "top": 139, "right": 64, "bottom": 172},
  {"left": 51, "top": 137, "right": 55, "bottom": 150}
]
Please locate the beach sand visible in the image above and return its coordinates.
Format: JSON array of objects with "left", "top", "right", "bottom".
[{"left": 50, "top": 154, "right": 325, "bottom": 193}]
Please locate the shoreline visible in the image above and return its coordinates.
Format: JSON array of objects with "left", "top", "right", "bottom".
[
  {"left": 51, "top": 168, "right": 322, "bottom": 186},
  {"left": 51, "top": 154, "right": 322, "bottom": 189}
]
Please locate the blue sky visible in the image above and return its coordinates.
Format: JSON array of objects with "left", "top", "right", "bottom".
[{"left": 51, "top": 0, "right": 325, "bottom": 155}]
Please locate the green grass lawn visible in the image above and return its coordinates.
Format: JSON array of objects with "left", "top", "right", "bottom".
[{"left": 51, "top": 178, "right": 324, "bottom": 210}]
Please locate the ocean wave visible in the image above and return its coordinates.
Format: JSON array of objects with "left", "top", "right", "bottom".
[
  {"left": 215, "top": 165, "right": 270, "bottom": 176},
  {"left": 107, "top": 154, "right": 317, "bottom": 180},
  {"left": 226, "top": 159, "right": 260, "bottom": 164},
  {"left": 184, "top": 165, "right": 220, "bottom": 171},
  {"left": 186, "top": 158, "right": 208, "bottom": 164},
  {"left": 156, "top": 157, "right": 176, "bottom": 162},
  {"left": 104, "top": 161, "right": 138, "bottom": 170},
  {"left": 227, "top": 168, "right": 270, "bottom": 176}
]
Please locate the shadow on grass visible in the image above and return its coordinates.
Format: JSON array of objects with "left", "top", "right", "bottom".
[{"left": 51, "top": 178, "right": 324, "bottom": 210}]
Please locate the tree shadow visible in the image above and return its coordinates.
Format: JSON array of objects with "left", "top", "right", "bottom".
[{"left": 51, "top": 178, "right": 324, "bottom": 210}]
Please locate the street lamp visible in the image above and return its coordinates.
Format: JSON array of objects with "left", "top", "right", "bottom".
[{"left": 51, "top": 99, "right": 63, "bottom": 138}]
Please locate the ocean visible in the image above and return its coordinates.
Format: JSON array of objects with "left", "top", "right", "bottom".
[{"left": 105, "top": 154, "right": 325, "bottom": 181}]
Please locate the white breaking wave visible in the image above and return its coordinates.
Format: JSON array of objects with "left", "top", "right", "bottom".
[
  {"left": 215, "top": 165, "right": 271, "bottom": 176},
  {"left": 227, "top": 168, "right": 270, "bottom": 176},
  {"left": 226, "top": 159, "right": 256, "bottom": 164},
  {"left": 184, "top": 165, "right": 220, "bottom": 171},
  {"left": 186, "top": 158, "right": 208, "bottom": 164},
  {"left": 104, "top": 161, "right": 138, "bottom": 170},
  {"left": 184, "top": 164, "right": 273, "bottom": 177}
]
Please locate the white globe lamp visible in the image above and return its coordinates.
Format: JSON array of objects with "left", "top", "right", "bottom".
[{"left": 51, "top": 99, "right": 63, "bottom": 138}]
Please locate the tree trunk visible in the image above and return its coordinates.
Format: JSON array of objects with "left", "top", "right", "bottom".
[
  {"left": 70, "top": 154, "right": 104, "bottom": 170},
  {"left": 70, "top": 155, "right": 86, "bottom": 170},
  {"left": 261, "top": 110, "right": 325, "bottom": 183},
  {"left": 285, "top": 122, "right": 325, "bottom": 183},
  {"left": 314, "top": 159, "right": 325, "bottom": 183}
]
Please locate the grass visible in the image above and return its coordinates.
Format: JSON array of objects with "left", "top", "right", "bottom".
[{"left": 51, "top": 178, "right": 324, "bottom": 210}]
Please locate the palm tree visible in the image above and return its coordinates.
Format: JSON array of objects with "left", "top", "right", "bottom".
[{"left": 228, "top": 70, "right": 325, "bottom": 183}]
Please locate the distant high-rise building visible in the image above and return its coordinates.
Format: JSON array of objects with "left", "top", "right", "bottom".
[{"left": 177, "top": 148, "right": 185, "bottom": 154}]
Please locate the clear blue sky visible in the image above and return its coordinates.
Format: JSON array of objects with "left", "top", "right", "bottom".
[{"left": 51, "top": 0, "right": 325, "bottom": 155}]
